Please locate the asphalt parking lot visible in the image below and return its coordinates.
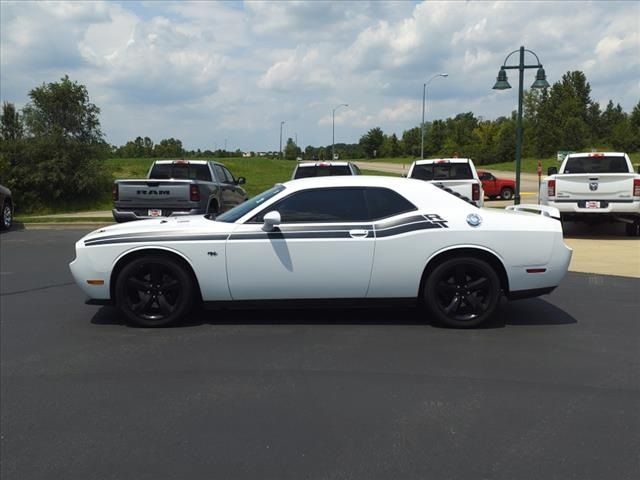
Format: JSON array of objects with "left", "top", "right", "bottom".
[{"left": 1, "top": 228, "right": 639, "bottom": 480}]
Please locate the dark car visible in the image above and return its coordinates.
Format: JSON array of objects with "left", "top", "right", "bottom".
[{"left": 0, "top": 184, "right": 13, "bottom": 230}]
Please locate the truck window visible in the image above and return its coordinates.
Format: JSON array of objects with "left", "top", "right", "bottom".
[
  {"left": 294, "top": 165, "right": 352, "bottom": 178},
  {"left": 564, "top": 156, "right": 629, "bottom": 174},
  {"left": 411, "top": 163, "right": 473, "bottom": 180},
  {"left": 149, "top": 163, "right": 212, "bottom": 181}
]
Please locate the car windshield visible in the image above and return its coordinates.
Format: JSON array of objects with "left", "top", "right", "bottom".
[
  {"left": 564, "top": 156, "right": 629, "bottom": 174},
  {"left": 294, "top": 165, "right": 352, "bottom": 178},
  {"left": 214, "top": 184, "right": 286, "bottom": 223}
]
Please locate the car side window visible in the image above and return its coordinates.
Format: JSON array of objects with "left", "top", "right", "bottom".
[
  {"left": 213, "top": 165, "right": 228, "bottom": 184},
  {"left": 364, "top": 188, "right": 417, "bottom": 220},
  {"left": 222, "top": 166, "right": 236, "bottom": 183},
  {"left": 249, "top": 188, "right": 369, "bottom": 223}
]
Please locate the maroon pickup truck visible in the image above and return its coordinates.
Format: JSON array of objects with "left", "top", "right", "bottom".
[{"left": 478, "top": 170, "right": 515, "bottom": 200}]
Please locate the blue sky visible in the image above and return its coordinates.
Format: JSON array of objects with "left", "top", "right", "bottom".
[{"left": 1, "top": 0, "right": 638, "bottom": 152}]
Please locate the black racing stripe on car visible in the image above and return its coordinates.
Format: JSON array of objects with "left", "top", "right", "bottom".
[
  {"left": 279, "top": 224, "right": 374, "bottom": 232},
  {"left": 229, "top": 230, "right": 371, "bottom": 240},
  {"left": 84, "top": 234, "right": 229, "bottom": 246},
  {"left": 375, "top": 215, "right": 430, "bottom": 230},
  {"left": 374, "top": 220, "right": 444, "bottom": 238},
  {"left": 83, "top": 230, "right": 193, "bottom": 244}
]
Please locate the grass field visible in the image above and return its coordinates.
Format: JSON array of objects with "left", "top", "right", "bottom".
[{"left": 16, "top": 151, "right": 639, "bottom": 218}]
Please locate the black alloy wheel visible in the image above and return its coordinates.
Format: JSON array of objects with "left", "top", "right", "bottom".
[
  {"left": 1, "top": 201, "right": 12, "bottom": 230},
  {"left": 424, "top": 257, "right": 500, "bottom": 328},
  {"left": 115, "top": 255, "right": 194, "bottom": 327},
  {"left": 501, "top": 188, "right": 514, "bottom": 200}
]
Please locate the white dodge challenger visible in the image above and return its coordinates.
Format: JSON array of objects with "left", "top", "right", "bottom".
[{"left": 70, "top": 176, "right": 572, "bottom": 328}]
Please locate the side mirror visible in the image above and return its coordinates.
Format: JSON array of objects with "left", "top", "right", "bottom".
[
  {"left": 547, "top": 166, "right": 558, "bottom": 176},
  {"left": 262, "top": 211, "right": 281, "bottom": 232},
  {"left": 236, "top": 177, "right": 246, "bottom": 185}
]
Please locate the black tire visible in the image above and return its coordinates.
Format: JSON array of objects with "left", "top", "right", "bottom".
[
  {"left": 500, "top": 188, "right": 514, "bottom": 200},
  {"left": 1, "top": 200, "right": 12, "bottom": 230},
  {"left": 625, "top": 221, "right": 640, "bottom": 237},
  {"left": 115, "top": 255, "right": 194, "bottom": 327},
  {"left": 423, "top": 257, "right": 501, "bottom": 328},
  {"left": 488, "top": 195, "right": 497, "bottom": 201}
]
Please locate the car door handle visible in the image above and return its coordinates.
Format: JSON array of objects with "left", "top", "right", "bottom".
[{"left": 349, "top": 229, "right": 369, "bottom": 238}]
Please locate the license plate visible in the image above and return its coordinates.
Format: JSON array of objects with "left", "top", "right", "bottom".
[
  {"left": 585, "top": 201, "right": 600, "bottom": 209},
  {"left": 148, "top": 209, "right": 163, "bottom": 217}
]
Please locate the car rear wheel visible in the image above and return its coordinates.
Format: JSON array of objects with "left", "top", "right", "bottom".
[
  {"left": 115, "top": 255, "right": 194, "bottom": 327},
  {"left": 1, "top": 200, "right": 12, "bottom": 230},
  {"left": 423, "top": 257, "right": 501, "bottom": 328},
  {"left": 500, "top": 187, "right": 514, "bottom": 200}
]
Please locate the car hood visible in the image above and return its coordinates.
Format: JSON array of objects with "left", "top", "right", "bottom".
[{"left": 82, "top": 215, "right": 236, "bottom": 243}]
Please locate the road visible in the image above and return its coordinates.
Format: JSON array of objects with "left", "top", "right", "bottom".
[{"left": 1, "top": 228, "right": 639, "bottom": 480}]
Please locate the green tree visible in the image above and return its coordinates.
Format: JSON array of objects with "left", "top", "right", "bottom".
[
  {"left": 9, "top": 76, "right": 110, "bottom": 211},
  {"left": 284, "top": 137, "right": 300, "bottom": 160},
  {"left": 401, "top": 127, "right": 421, "bottom": 157},
  {"left": 1, "top": 102, "right": 23, "bottom": 141},
  {"left": 359, "top": 127, "right": 384, "bottom": 158},
  {"left": 154, "top": 138, "right": 184, "bottom": 157}
]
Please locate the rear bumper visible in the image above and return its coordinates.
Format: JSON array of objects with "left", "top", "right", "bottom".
[
  {"left": 546, "top": 199, "right": 640, "bottom": 217},
  {"left": 112, "top": 207, "right": 204, "bottom": 222}
]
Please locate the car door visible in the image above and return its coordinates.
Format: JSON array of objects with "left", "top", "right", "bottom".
[
  {"left": 479, "top": 172, "right": 497, "bottom": 196},
  {"left": 213, "top": 164, "right": 237, "bottom": 211},
  {"left": 225, "top": 187, "right": 375, "bottom": 300},
  {"left": 221, "top": 165, "right": 246, "bottom": 205}
]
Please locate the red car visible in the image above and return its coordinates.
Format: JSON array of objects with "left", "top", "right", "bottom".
[{"left": 478, "top": 170, "right": 515, "bottom": 200}]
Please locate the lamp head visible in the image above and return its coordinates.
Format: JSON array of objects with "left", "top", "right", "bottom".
[
  {"left": 492, "top": 69, "right": 511, "bottom": 90},
  {"left": 531, "top": 67, "right": 550, "bottom": 89}
]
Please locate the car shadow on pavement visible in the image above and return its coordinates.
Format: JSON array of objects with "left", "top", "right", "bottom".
[{"left": 90, "top": 297, "right": 576, "bottom": 329}]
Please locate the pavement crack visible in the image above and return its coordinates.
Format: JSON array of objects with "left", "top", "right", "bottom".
[{"left": 1, "top": 282, "right": 76, "bottom": 296}]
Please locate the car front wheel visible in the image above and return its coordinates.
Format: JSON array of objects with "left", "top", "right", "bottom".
[
  {"left": 1, "top": 200, "right": 12, "bottom": 230},
  {"left": 115, "top": 255, "right": 194, "bottom": 327},
  {"left": 423, "top": 257, "right": 501, "bottom": 328}
]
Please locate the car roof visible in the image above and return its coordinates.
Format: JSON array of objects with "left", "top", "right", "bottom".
[
  {"left": 566, "top": 152, "right": 626, "bottom": 158},
  {"left": 153, "top": 160, "right": 210, "bottom": 165},
  {"left": 412, "top": 158, "right": 471, "bottom": 165},
  {"left": 296, "top": 161, "right": 351, "bottom": 167}
]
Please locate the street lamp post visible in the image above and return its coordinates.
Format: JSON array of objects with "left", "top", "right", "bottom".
[
  {"left": 332, "top": 103, "right": 348, "bottom": 161},
  {"left": 493, "top": 46, "right": 549, "bottom": 205},
  {"left": 421, "top": 73, "right": 448, "bottom": 159},
  {"left": 279, "top": 121, "right": 285, "bottom": 158}
]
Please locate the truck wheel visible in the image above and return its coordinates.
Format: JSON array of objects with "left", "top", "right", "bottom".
[
  {"left": 115, "top": 255, "right": 194, "bottom": 327},
  {"left": 500, "top": 188, "right": 514, "bottom": 200},
  {"left": 625, "top": 221, "right": 640, "bottom": 237}
]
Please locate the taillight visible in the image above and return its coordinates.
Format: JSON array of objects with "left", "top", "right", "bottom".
[
  {"left": 190, "top": 184, "right": 200, "bottom": 202},
  {"left": 634, "top": 179, "right": 640, "bottom": 197},
  {"left": 472, "top": 183, "right": 480, "bottom": 201},
  {"left": 548, "top": 179, "right": 556, "bottom": 197},
  {"left": 112, "top": 184, "right": 119, "bottom": 201}
]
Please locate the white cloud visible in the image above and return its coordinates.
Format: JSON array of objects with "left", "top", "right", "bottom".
[{"left": 1, "top": 0, "right": 638, "bottom": 151}]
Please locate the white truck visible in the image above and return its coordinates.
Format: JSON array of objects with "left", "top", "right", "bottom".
[
  {"left": 406, "top": 158, "right": 484, "bottom": 207},
  {"left": 539, "top": 152, "right": 640, "bottom": 236}
]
